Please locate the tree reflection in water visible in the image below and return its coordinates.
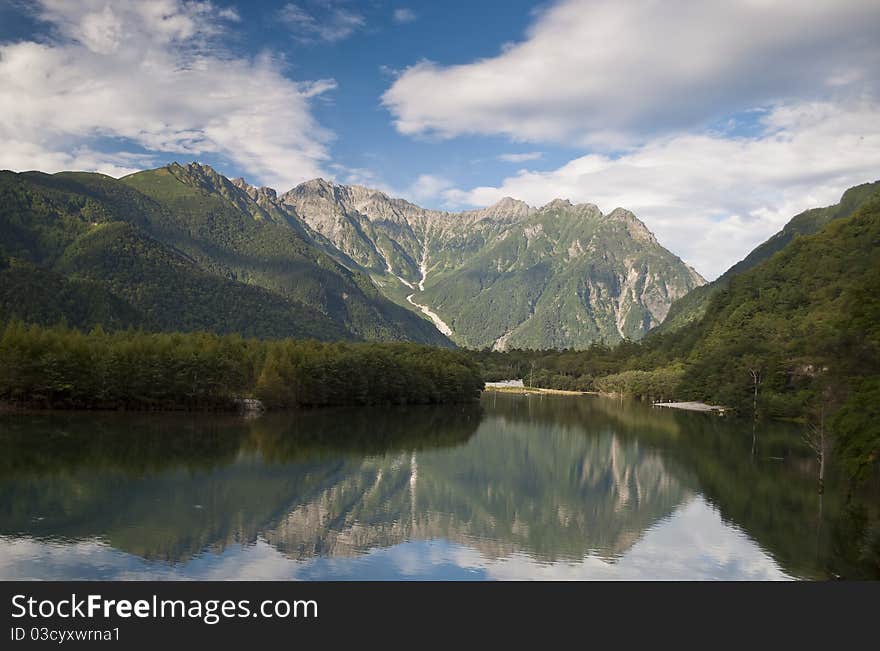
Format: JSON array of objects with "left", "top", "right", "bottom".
[{"left": 0, "top": 394, "right": 876, "bottom": 579}]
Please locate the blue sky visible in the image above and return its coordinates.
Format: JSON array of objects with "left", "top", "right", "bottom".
[
  {"left": 253, "top": 0, "right": 572, "bottom": 196},
  {"left": 0, "top": 0, "right": 573, "bottom": 195},
  {"left": 1, "top": 0, "right": 878, "bottom": 278}
]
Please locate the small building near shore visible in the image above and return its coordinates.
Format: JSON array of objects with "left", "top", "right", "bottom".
[{"left": 485, "top": 379, "right": 525, "bottom": 389}]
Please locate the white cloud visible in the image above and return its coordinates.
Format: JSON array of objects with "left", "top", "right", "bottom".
[
  {"left": 392, "top": 8, "right": 417, "bottom": 24},
  {"left": 383, "top": 0, "right": 880, "bottom": 145},
  {"left": 379, "top": 64, "right": 402, "bottom": 79},
  {"left": 278, "top": 2, "right": 364, "bottom": 43},
  {"left": 328, "top": 162, "right": 395, "bottom": 194},
  {"left": 382, "top": 0, "right": 880, "bottom": 278},
  {"left": 497, "top": 152, "right": 542, "bottom": 163},
  {"left": 217, "top": 7, "right": 241, "bottom": 22},
  {"left": 405, "top": 174, "right": 454, "bottom": 203},
  {"left": 0, "top": 0, "right": 335, "bottom": 189},
  {"left": 444, "top": 100, "right": 880, "bottom": 280},
  {"left": 324, "top": 164, "right": 454, "bottom": 206}
]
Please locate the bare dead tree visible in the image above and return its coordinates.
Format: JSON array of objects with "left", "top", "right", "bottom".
[
  {"left": 804, "top": 387, "right": 834, "bottom": 494},
  {"left": 748, "top": 366, "right": 762, "bottom": 423},
  {"left": 804, "top": 405, "right": 827, "bottom": 493},
  {"left": 746, "top": 363, "right": 763, "bottom": 458}
]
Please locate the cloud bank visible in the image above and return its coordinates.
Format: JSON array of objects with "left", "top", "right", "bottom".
[
  {"left": 444, "top": 101, "right": 880, "bottom": 279},
  {"left": 278, "top": 2, "right": 365, "bottom": 43},
  {"left": 392, "top": 8, "right": 417, "bottom": 25},
  {"left": 0, "top": 0, "right": 335, "bottom": 188},
  {"left": 383, "top": 0, "right": 880, "bottom": 145},
  {"left": 382, "top": 0, "right": 880, "bottom": 279},
  {"left": 497, "top": 152, "right": 543, "bottom": 163}
]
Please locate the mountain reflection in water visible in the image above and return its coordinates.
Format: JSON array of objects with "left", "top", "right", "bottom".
[{"left": 0, "top": 394, "right": 876, "bottom": 579}]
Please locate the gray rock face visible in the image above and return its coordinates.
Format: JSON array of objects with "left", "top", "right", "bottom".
[
  {"left": 154, "top": 164, "right": 704, "bottom": 348},
  {"left": 276, "top": 177, "right": 705, "bottom": 349}
]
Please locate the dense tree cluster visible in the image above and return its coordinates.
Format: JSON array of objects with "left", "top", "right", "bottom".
[
  {"left": 0, "top": 322, "right": 482, "bottom": 410},
  {"left": 255, "top": 340, "right": 483, "bottom": 408},
  {"left": 592, "top": 365, "right": 685, "bottom": 402}
]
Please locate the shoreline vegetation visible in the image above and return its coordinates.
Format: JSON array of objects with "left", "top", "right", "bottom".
[
  {"left": 0, "top": 321, "right": 484, "bottom": 411},
  {"left": 482, "top": 383, "right": 726, "bottom": 412}
]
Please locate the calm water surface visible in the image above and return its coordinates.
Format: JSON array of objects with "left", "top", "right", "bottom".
[{"left": 0, "top": 394, "right": 872, "bottom": 580}]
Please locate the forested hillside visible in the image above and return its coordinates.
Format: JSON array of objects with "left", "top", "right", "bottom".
[
  {"left": 473, "top": 189, "right": 880, "bottom": 482},
  {"left": 0, "top": 258, "right": 144, "bottom": 331},
  {"left": 0, "top": 167, "right": 451, "bottom": 345},
  {"left": 654, "top": 180, "right": 880, "bottom": 334}
]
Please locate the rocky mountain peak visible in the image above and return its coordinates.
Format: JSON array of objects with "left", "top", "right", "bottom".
[
  {"left": 231, "top": 177, "right": 277, "bottom": 202},
  {"left": 169, "top": 162, "right": 241, "bottom": 197},
  {"left": 542, "top": 198, "right": 574, "bottom": 212},
  {"left": 291, "top": 178, "right": 336, "bottom": 197},
  {"left": 231, "top": 177, "right": 251, "bottom": 190},
  {"left": 495, "top": 196, "right": 530, "bottom": 210},
  {"left": 535, "top": 198, "right": 603, "bottom": 220},
  {"left": 468, "top": 196, "right": 535, "bottom": 221},
  {"left": 607, "top": 207, "right": 660, "bottom": 246},
  {"left": 176, "top": 161, "right": 218, "bottom": 176}
]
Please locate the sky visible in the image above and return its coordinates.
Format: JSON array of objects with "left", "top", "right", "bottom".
[{"left": 0, "top": 0, "right": 878, "bottom": 279}]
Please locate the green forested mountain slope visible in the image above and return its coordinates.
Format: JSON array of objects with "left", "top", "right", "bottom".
[
  {"left": 0, "top": 166, "right": 452, "bottom": 344},
  {"left": 654, "top": 180, "right": 880, "bottom": 334},
  {"left": 121, "top": 164, "right": 451, "bottom": 345},
  {"left": 575, "top": 189, "right": 880, "bottom": 421},
  {"left": 673, "top": 191, "right": 880, "bottom": 414},
  {"left": 280, "top": 180, "right": 704, "bottom": 349},
  {"left": 670, "top": 191, "right": 880, "bottom": 478},
  {"left": 0, "top": 169, "right": 350, "bottom": 340},
  {"left": 54, "top": 222, "right": 351, "bottom": 339},
  {"left": 0, "top": 257, "right": 144, "bottom": 331}
]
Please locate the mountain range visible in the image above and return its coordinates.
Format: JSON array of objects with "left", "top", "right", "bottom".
[
  {"left": 0, "top": 162, "right": 705, "bottom": 349},
  {"left": 2, "top": 162, "right": 876, "bottom": 352},
  {"left": 279, "top": 178, "right": 704, "bottom": 349}
]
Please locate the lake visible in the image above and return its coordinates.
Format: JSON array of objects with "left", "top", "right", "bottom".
[{"left": 0, "top": 393, "right": 874, "bottom": 580}]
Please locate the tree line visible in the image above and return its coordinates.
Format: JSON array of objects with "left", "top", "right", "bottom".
[{"left": 0, "top": 321, "right": 483, "bottom": 410}]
